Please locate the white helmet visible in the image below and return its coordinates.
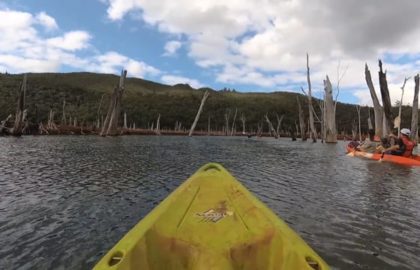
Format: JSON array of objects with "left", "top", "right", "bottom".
[{"left": 401, "top": 128, "right": 411, "bottom": 136}]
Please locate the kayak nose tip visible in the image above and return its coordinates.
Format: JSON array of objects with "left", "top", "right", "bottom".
[{"left": 202, "top": 163, "right": 222, "bottom": 172}]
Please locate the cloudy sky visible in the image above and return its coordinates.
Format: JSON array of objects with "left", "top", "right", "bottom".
[{"left": 1, "top": 0, "right": 420, "bottom": 105}]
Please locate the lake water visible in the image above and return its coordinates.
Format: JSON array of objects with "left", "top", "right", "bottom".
[{"left": 0, "top": 136, "right": 419, "bottom": 270}]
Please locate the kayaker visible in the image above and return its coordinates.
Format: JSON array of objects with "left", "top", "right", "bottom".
[
  {"left": 357, "top": 129, "right": 378, "bottom": 153},
  {"left": 376, "top": 137, "right": 391, "bottom": 152},
  {"left": 382, "top": 128, "right": 415, "bottom": 157},
  {"left": 399, "top": 129, "right": 415, "bottom": 157}
]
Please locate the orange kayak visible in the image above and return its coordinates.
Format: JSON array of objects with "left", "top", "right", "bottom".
[{"left": 346, "top": 145, "right": 420, "bottom": 166}]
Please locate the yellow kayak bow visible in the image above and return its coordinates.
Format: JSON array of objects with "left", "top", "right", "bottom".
[{"left": 94, "top": 163, "right": 329, "bottom": 270}]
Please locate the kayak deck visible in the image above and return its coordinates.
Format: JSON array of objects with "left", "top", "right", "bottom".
[
  {"left": 94, "top": 163, "right": 329, "bottom": 270},
  {"left": 346, "top": 145, "right": 420, "bottom": 166}
]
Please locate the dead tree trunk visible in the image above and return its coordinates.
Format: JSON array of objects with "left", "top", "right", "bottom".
[
  {"left": 290, "top": 127, "right": 296, "bottom": 141},
  {"left": 411, "top": 74, "right": 419, "bottom": 143},
  {"left": 321, "top": 98, "right": 325, "bottom": 143},
  {"left": 275, "top": 113, "right": 284, "bottom": 137},
  {"left": 396, "top": 77, "right": 410, "bottom": 136},
  {"left": 175, "top": 121, "right": 182, "bottom": 131},
  {"left": 123, "top": 112, "right": 127, "bottom": 129},
  {"left": 39, "top": 122, "right": 48, "bottom": 135},
  {"left": 230, "top": 108, "right": 237, "bottom": 136},
  {"left": 297, "top": 96, "right": 307, "bottom": 141},
  {"left": 61, "top": 99, "right": 66, "bottom": 125},
  {"left": 265, "top": 114, "right": 278, "bottom": 138},
  {"left": 100, "top": 69, "right": 127, "bottom": 136},
  {"left": 378, "top": 60, "right": 393, "bottom": 135},
  {"left": 207, "top": 115, "right": 211, "bottom": 135},
  {"left": 306, "top": 54, "right": 317, "bottom": 142},
  {"left": 356, "top": 105, "right": 361, "bottom": 142},
  {"left": 257, "top": 122, "right": 263, "bottom": 137},
  {"left": 189, "top": 90, "right": 209, "bottom": 136},
  {"left": 365, "top": 64, "right": 383, "bottom": 137},
  {"left": 155, "top": 114, "right": 161, "bottom": 135},
  {"left": 96, "top": 93, "right": 105, "bottom": 129},
  {"left": 352, "top": 121, "right": 357, "bottom": 140},
  {"left": 224, "top": 110, "right": 231, "bottom": 136},
  {"left": 323, "top": 76, "right": 337, "bottom": 143},
  {"left": 1, "top": 114, "right": 12, "bottom": 135},
  {"left": 367, "top": 108, "right": 373, "bottom": 130},
  {"left": 47, "top": 109, "right": 57, "bottom": 130},
  {"left": 11, "top": 74, "right": 27, "bottom": 136},
  {"left": 240, "top": 113, "right": 246, "bottom": 134}
]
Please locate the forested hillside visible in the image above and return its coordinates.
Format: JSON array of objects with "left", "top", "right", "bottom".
[{"left": 0, "top": 72, "right": 415, "bottom": 135}]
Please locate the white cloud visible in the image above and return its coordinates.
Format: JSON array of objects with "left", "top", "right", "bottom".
[
  {"left": 0, "top": 10, "right": 37, "bottom": 52},
  {"left": 88, "top": 51, "right": 160, "bottom": 78},
  {"left": 35, "top": 12, "right": 58, "bottom": 30},
  {"left": 161, "top": 75, "right": 204, "bottom": 89},
  {"left": 0, "top": 8, "right": 160, "bottom": 80},
  {"left": 103, "top": 0, "right": 420, "bottom": 104},
  {"left": 0, "top": 54, "right": 60, "bottom": 72},
  {"left": 163, "top": 40, "right": 182, "bottom": 56},
  {"left": 47, "top": 31, "right": 91, "bottom": 51}
]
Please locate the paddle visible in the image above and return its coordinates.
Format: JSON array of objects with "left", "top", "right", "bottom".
[{"left": 379, "top": 151, "right": 385, "bottom": 162}]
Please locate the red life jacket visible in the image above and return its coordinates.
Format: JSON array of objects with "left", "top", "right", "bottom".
[{"left": 401, "top": 136, "right": 415, "bottom": 157}]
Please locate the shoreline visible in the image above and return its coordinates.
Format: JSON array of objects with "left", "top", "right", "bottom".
[{"left": 0, "top": 125, "right": 355, "bottom": 141}]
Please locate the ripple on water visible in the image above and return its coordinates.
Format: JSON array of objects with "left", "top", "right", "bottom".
[{"left": 0, "top": 136, "right": 419, "bottom": 270}]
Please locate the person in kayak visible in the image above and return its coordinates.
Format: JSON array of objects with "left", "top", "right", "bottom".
[
  {"left": 356, "top": 129, "right": 378, "bottom": 153},
  {"left": 376, "top": 137, "right": 391, "bottom": 153},
  {"left": 381, "top": 128, "right": 415, "bottom": 157}
]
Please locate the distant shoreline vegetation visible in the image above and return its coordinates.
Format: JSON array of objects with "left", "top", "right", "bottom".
[{"left": 0, "top": 72, "right": 417, "bottom": 137}]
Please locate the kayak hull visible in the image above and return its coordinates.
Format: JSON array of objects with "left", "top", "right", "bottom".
[
  {"left": 346, "top": 145, "right": 420, "bottom": 166},
  {"left": 94, "top": 163, "right": 329, "bottom": 270}
]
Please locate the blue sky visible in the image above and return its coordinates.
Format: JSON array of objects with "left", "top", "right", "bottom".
[{"left": 1, "top": 0, "right": 420, "bottom": 105}]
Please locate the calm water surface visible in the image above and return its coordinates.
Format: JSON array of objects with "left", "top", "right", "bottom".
[{"left": 0, "top": 136, "right": 419, "bottom": 270}]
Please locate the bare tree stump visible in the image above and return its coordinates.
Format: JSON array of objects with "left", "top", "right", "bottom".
[
  {"left": 378, "top": 60, "right": 393, "bottom": 135},
  {"left": 11, "top": 74, "right": 27, "bottom": 136},
  {"left": 1, "top": 114, "right": 12, "bottom": 135},
  {"left": 411, "top": 74, "right": 419, "bottom": 144},
  {"left": 100, "top": 70, "right": 127, "bottom": 136},
  {"left": 257, "top": 122, "right": 263, "bottom": 137},
  {"left": 297, "top": 96, "right": 307, "bottom": 141},
  {"left": 155, "top": 114, "right": 161, "bottom": 135},
  {"left": 224, "top": 110, "right": 231, "bottom": 136},
  {"left": 306, "top": 54, "right": 317, "bottom": 142},
  {"left": 323, "top": 76, "right": 337, "bottom": 143},
  {"left": 367, "top": 108, "right": 373, "bottom": 130},
  {"left": 207, "top": 115, "right": 211, "bottom": 135},
  {"left": 189, "top": 90, "right": 209, "bottom": 136},
  {"left": 356, "top": 105, "right": 361, "bottom": 142},
  {"left": 96, "top": 93, "right": 105, "bottom": 129},
  {"left": 61, "top": 99, "right": 66, "bottom": 125},
  {"left": 265, "top": 114, "right": 278, "bottom": 139},
  {"left": 240, "top": 113, "right": 246, "bottom": 135},
  {"left": 47, "top": 109, "right": 58, "bottom": 130},
  {"left": 365, "top": 64, "right": 383, "bottom": 138},
  {"left": 230, "top": 108, "right": 237, "bottom": 136},
  {"left": 275, "top": 113, "right": 284, "bottom": 138}
]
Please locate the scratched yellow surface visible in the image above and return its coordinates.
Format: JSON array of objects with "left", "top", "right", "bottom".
[{"left": 94, "top": 163, "right": 329, "bottom": 270}]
